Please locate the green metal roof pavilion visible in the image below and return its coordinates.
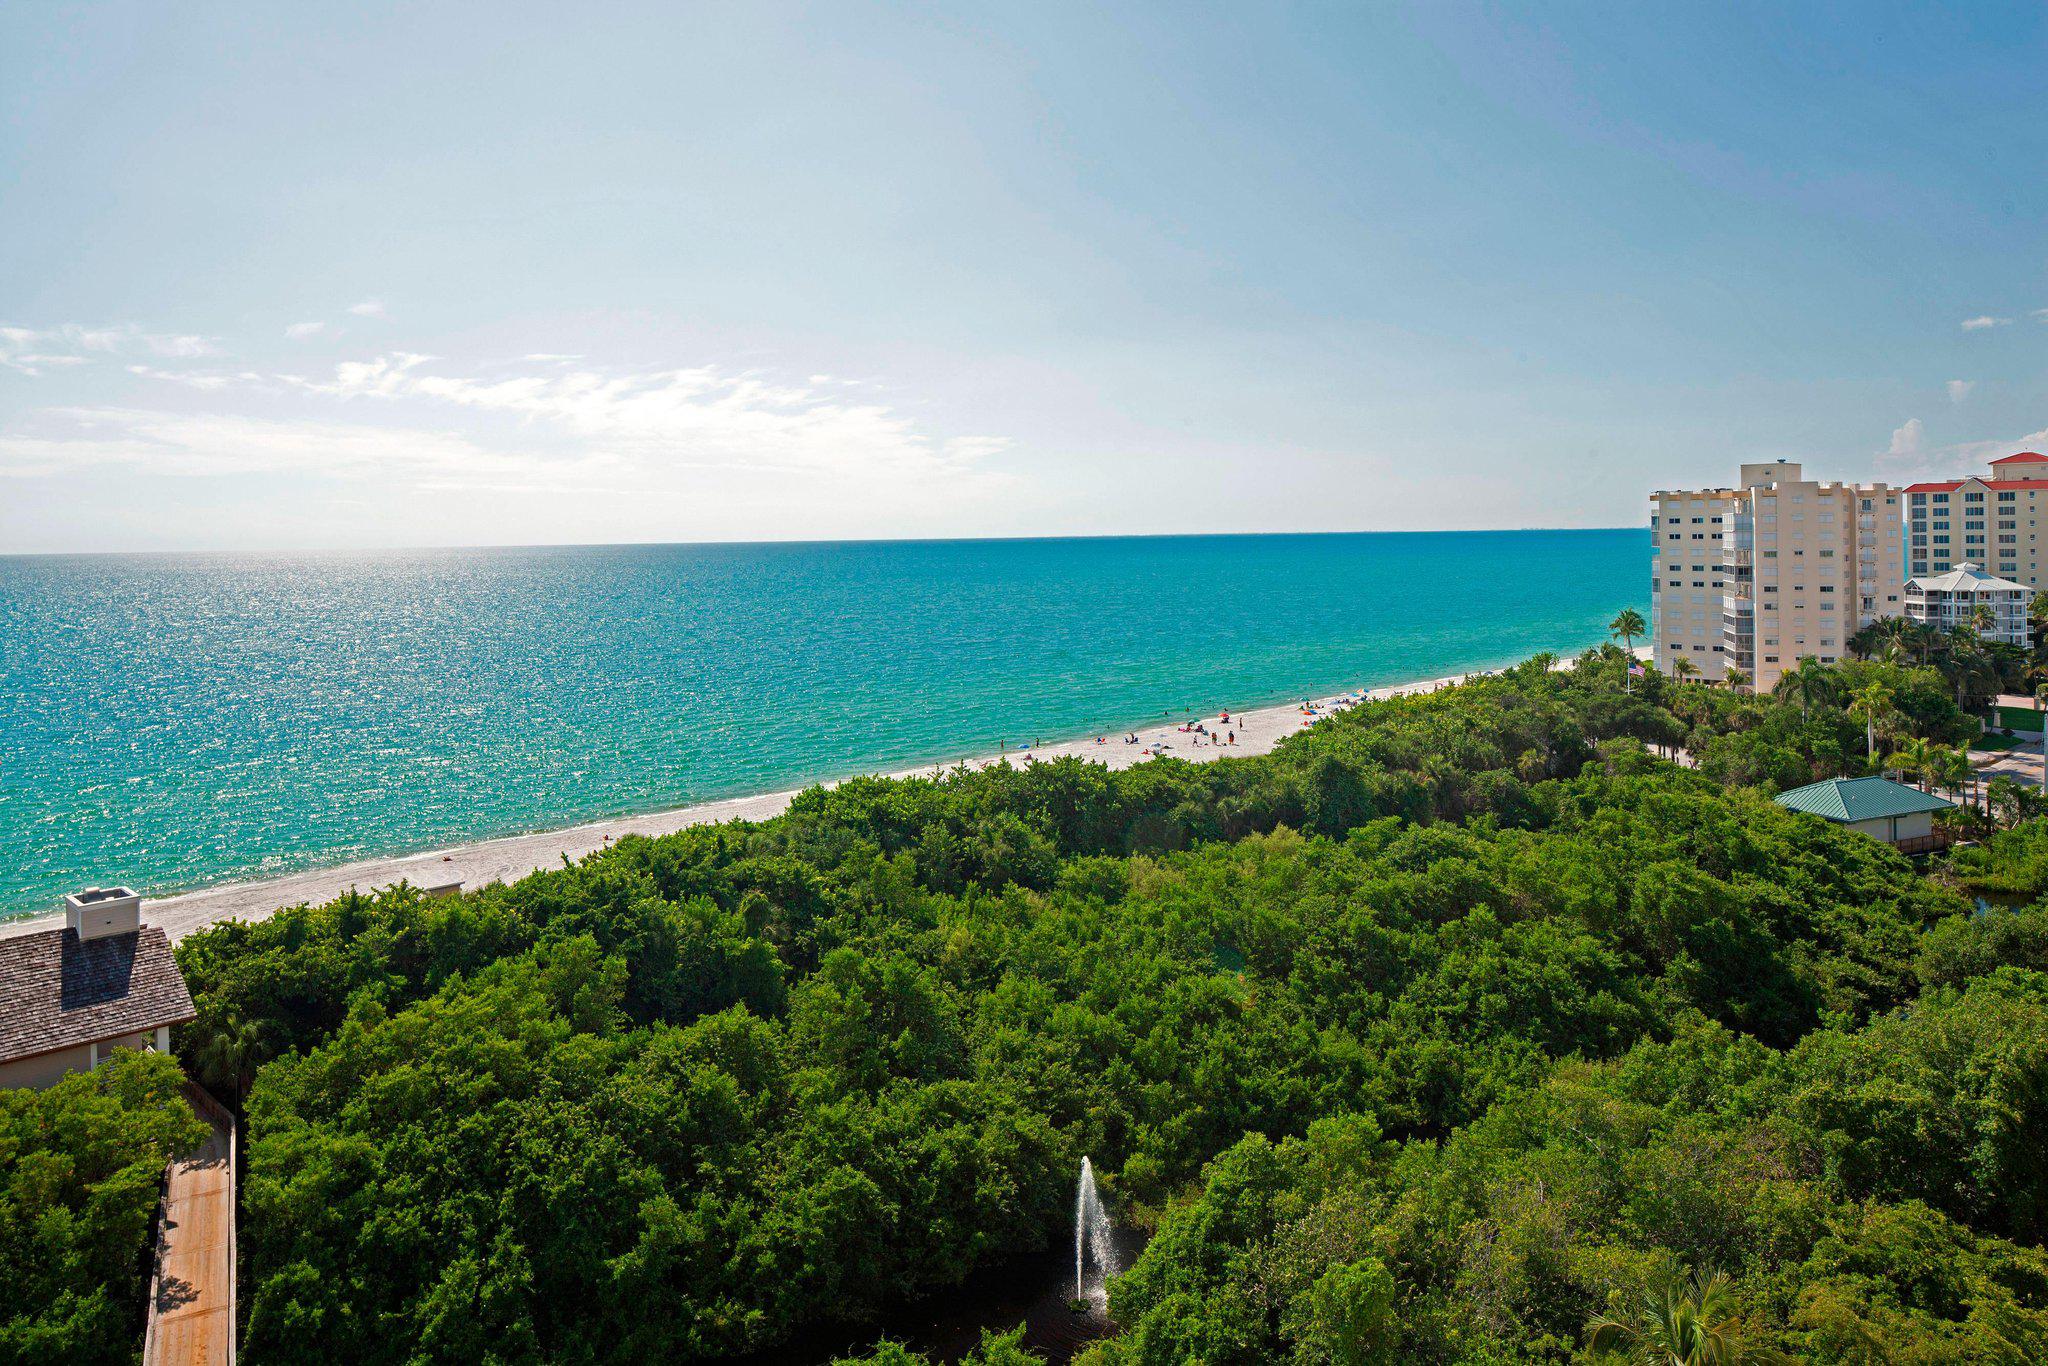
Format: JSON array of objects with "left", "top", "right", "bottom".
[{"left": 1773, "top": 776, "right": 1954, "bottom": 823}]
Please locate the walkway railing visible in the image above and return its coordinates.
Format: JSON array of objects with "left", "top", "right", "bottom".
[{"left": 142, "top": 1079, "right": 236, "bottom": 1366}]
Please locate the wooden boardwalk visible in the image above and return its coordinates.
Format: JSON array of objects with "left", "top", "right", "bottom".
[{"left": 142, "top": 1082, "right": 236, "bottom": 1366}]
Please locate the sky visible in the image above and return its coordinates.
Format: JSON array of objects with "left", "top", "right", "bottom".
[{"left": 2, "top": 1, "right": 2045, "bottom": 553}]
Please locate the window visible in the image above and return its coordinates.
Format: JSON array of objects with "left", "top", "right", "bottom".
[{"left": 1967, "top": 491, "right": 1985, "bottom": 502}]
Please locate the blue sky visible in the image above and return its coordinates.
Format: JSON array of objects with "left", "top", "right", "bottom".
[{"left": 2, "top": 2, "right": 2044, "bottom": 552}]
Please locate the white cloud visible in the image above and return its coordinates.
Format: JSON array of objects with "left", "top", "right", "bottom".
[
  {"left": 2035, "top": 308, "right": 2048, "bottom": 323},
  {"left": 286, "top": 353, "right": 1009, "bottom": 481},
  {"left": 0, "top": 325, "right": 1021, "bottom": 543},
  {"left": 1877, "top": 417, "right": 2048, "bottom": 484},
  {"left": 0, "top": 322, "right": 217, "bottom": 374},
  {"left": 126, "top": 364, "right": 233, "bottom": 390},
  {"left": 284, "top": 321, "right": 326, "bottom": 340},
  {"left": 346, "top": 299, "right": 387, "bottom": 317},
  {"left": 1946, "top": 380, "right": 1975, "bottom": 403},
  {"left": 1961, "top": 315, "right": 2011, "bottom": 330},
  {"left": 0, "top": 407, "right": 619, "bottom": 488}
]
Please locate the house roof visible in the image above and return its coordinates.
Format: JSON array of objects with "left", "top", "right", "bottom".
[
  {"left": 1908, "top": 468, "right": 2048, "bottom": 492},
  {"left": 1774, "top": 776, "right": 1955, "bottom": 824},
  {"left": 0, "top": 926, "right": 196, "bottom": 1065},
  {"left": 1991, "top": 452, "right": 2048, "bottom": 465},
  {"left": 1905, "top": 563, "right": 2031, "bottom": 594}
]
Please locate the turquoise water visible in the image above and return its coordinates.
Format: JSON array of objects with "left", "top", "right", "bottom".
[{"left": 0, "top": 531, "right": 1644, "bottom": 919}]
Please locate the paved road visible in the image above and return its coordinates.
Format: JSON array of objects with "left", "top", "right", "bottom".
[
  {"left": 1975, "top": 738, "right": 2044, "bottom": 787},
  {"left": 143, "top": 1084, "right": 236, "bottom": 1366}
]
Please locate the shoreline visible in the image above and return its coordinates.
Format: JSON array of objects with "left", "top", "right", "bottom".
[{"left": 1, "top": 649, "right": 1618, "bottom": 945}]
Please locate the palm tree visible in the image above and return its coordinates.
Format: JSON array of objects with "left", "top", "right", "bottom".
[
  {"left": 1773, "top": 656, "right": 1831, "bottom": 723},
  {"left": 1586, "top": 1266, "right": 1754, "bottom": 1365},
  {"left": 1671, "top": 656, "right": 1698, "bottom": 683},
  {"left": 188, "top": 1009, "right": 266, "bottom": 1112},
  {"left": 1885, "top": 735, "right": 1937, "bottom": 791},
  {"left": 1887, "top": 617, "right": 1936, "bottom": 665},
  {"left": 2038, "top": 683, "right": 2048, "bottom": 794},
  {"left": 1720, "top": 665, "right": 1750, "bottom": 692},
  {"left": 1611, "top": 609, "right": 1647, "bottom": 695},
  {"left": 1945, "top": 633, "right": 1996, "bottom": 712},
  {"left": 1849, "top": 680, "right": 1895, "bottom": 764},
  {"left": 1936, "top": 745, "right": 1974, "bottom": 813}
]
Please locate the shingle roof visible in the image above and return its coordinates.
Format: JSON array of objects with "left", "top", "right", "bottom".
[
  {"left": 1774, "top": 776, "right": 1955, "bottom": 823},
  {"left": 0, "top": 926, "right": 196, "bottom": 1065}
]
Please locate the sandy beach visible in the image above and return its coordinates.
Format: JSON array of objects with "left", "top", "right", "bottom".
[{"left": 1, "top": 661, "right": 1544, "bottom": 945}]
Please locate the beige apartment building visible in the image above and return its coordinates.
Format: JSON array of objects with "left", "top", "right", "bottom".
[
  {"left": 1652, "top": 461, "right": 1905, "bottom": 693},
  {"left": 1906, "top": 451, "right": 2048, "bottom": 586}
]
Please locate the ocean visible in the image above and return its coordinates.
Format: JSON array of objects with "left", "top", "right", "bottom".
[{"left": 0, "top": 530, "right": 1644, "bottom": 920}]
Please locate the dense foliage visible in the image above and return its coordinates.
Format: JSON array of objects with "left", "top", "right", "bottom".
[
  {"left": 163, "top": 644, "right": 2048, "bottom": 1363},
  {"left": 0, "top": 1050, "right": 203, "bottom": 1366}
]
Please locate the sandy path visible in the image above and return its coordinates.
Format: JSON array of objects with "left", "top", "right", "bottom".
[{"left": 1, "top": 664, "right": 1515, "bottom": 944}]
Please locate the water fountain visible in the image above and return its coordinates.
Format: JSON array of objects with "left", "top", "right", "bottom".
[{"left": 1073, "top": 1156, "right": 1119, "bottom": 1312}]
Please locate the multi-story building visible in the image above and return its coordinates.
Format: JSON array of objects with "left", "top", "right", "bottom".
[
  {"left": 1904, "top": 563, "right": 2032, "bottom": 647},
  {"left": 1652, "top": 460, "right": 1905, "bottom": 692},
  {"left": 1905, "top": 451, "right": 2048, "bottom": 587}
]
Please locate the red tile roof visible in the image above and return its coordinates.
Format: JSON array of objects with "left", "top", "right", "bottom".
[
  {"left": 1991, "top": 451, "right": 2048, "bottom": 465},
  {"left": 0, "top": 926, "right": 196, "bottom": 1064},
  {"left": 1906, "top": 477, "right": 2048, "bottom": 493}
]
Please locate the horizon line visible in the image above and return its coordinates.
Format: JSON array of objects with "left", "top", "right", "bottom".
[{"left": 0, "top": 524, "right": 1645, "bottom": 562}]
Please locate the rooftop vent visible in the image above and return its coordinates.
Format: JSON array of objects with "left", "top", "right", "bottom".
[{"left": 63, "top": 886, "right": 142, "bottom": 941}]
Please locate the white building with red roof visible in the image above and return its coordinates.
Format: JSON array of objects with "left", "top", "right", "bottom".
[{"left": 1905, "top": 452, "right": 2048, "bottom": 589}]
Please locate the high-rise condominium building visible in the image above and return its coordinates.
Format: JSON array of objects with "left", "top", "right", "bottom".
[
  {"left": 1651, "top": 461, "right": 1905, "bottom": 693},
  {"left": 1904, "top": 451, "right": 2048, "bottom": 587}
]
